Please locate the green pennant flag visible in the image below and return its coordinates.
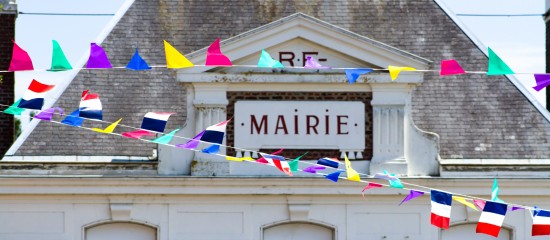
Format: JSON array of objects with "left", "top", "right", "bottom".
[
  {"left": 487, "top": 47, "right": 514, "bottom": 75},
  {"left": 385, "top": 170, "right": 404, "bottom": 189},
  {"left": 4, "top": 99, "right": 25, "bottom": 115},
  {"left": 152, "top": 128, "right": 180, "bottom": 144},
  {"left": 288, "top": 152, "right": 308, "bottom": 172},
  {"left": 257, "top": 49, "right": 284, "bottom": 68},
  {"left": 49, "top": 40, "right": 73, "bottom": 71}
]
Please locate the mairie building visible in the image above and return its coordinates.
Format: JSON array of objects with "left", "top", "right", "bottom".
[{"left": 1, "top": 0, "right": 550, "bottom": 239}]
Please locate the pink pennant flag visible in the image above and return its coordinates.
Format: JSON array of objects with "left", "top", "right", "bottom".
[
  {"left": 8, "top": 41, "right": 34, "bottom": 71},
  {"left": 205, "top": 38, "right": 232, "bottom": 66},
  {"left": 304, "top": 56, "right": 330, "bottom": 69},
  {"left": 362, "top": 182, "right": 383, "bottom": 198},
  {"left": 122, "top": 130, "right": 155, "bottom": 139},
  {"left": 440, "top": 59, "right": 465, "bottom": 76},
  {"left": 474, "top": 199, "right": 486, "bottom": 211},
  {"left": 86, "top": 43, "right": 112, "bottom": 69}
]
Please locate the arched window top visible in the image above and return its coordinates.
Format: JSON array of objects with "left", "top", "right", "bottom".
[
  {"left": 85, "top": 222, "right": 157, "bottom": 240},
  {"left": 263, "top": 221, "right": 334, "bottom": 240},
  {"left": 443, "top": 222, "right": 512, "bottom": 240}
]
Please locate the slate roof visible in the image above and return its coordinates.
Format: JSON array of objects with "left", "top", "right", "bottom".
[{"left": 10, "top": 0, "right": 550, "bottom": 159}]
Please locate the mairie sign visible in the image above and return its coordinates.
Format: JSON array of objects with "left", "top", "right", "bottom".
[{"left": 234, "top": 101, "right": 365, "bottom": 150}]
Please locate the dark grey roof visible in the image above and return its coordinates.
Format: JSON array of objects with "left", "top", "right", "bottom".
[{"left": 11, "top": 0, "right": 550, "bottom": 159}]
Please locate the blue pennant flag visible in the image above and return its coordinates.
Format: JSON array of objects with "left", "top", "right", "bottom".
[
  {"left": 345, "top": 68, "right": 373, "bottom": 84},
  {"left": 325, "top": 170, "right": 343, "bottom": 182},
  {"left": 202, "top": 144, "right": 220, "bottom": 154},
  {"left": 61, "top": 109, "right": 84, "bottom": 127},
  {"left": 126, "top": 48, "right": 151, "bottom": 70}
]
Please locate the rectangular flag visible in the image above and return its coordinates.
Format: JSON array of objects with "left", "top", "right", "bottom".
[
  {"left": 476, "top": 201, "right": 508, "bottom": 237},
  {"left": 141, "top": 112, "right": 175, "bottom": 133},
  {"left": 18, "top": 79, "right": 55, "bottom": 110},
  {"left": 79, "top": 90, "right": 103, "bottom": 120},
  {"left": 431, "top": 190, "right": 452, "bottom": 229},
  {"left": 200, "top": 120, "right": 229, "bottom": 144},
  {"left": 317, "top": 157, "right": 339, "bottom": 168},
  {"left": 259, "top": 153, "right": 292, "bottom": 176},
  {"left": 532, "top": 207, "right": 550, "bottom": 236}
]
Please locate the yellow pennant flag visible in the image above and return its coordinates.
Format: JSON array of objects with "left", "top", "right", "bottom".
[
  {"left": 344, "top": 153, "right": 361, "bottom": 182},
  {"left": 226, "top": 156, "right": 254, "bottom": 162},
  {"left": 452, "top": 196, "right": 478, "bottom": 211},
  {"left": 388, "top": 66, "right": 416, "bottom": 81},
  {"left": 164, "top": 40, "right": 194, "bottom": 68},
  {"left": 92, "top": 118, "right": 122, "bottom": 134}
]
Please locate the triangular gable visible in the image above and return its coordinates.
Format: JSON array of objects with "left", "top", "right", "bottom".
[{"left": 181, "top": 12, "right": 431, "bottom": 73}]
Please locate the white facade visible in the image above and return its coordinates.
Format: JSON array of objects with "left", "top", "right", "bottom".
[{"left": 0, "top": 13, "right": 545, "bottom": 240}]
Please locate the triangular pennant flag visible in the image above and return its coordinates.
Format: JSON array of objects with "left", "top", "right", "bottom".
[
  {"left": 18, "top": 79, "right": 55, "bottom": 110},
  {"left": 86, "top": 43, "right": 112, "bottom": 69},
  {"left": 122, "top": 129, "right": 155, "bottom": 139},
  {"left": 345, "top": 68, "right": 373, "bottom": 84},
  {"left": 440, "top": 59, "right": 465, "bottom": 76},
  {"left": 344, "top": 153, "right": 361, "bottom": 182},
  {"left": 487, "top": 47, "right": 514, "bottom": 75},
  {"left": 164, "top": 40, "right": 194, "bottom": 68},
  {"left": 325, "top": 170, "right": 343, "bottom": 182},
  {"left": 399, "top": 190, "right": 424, "bottom": 205},
  {"left": 288, "top": 152, "right": 308, "bottom": 172},
  {"left": 302, "top": 165, "right": 325, "bottom": 173},
  {"left": 152, "top": 128, "right": 180, "bottom": 144},
  {"left": 510, "top": 206, "right": 524, "bottom": 211},
  {"left": 257, "top": 49, "right": 284, "bottom": 68},
  {"left": 202, "top": 144, "right": 220, "bottom": 154},
  {"left": 34, "top": 107, "right": 63, "bottom": 121},
  {"left": 226, "top": 156, "right": 254, "bottom": 162},
  {"left": 304, "top": 56, "right": 330, "bottom": 69},
  {"left": 79, "top": 90, "right": 103, "bottom": 120},
  {"left": 8, "top": 41, "right": 34, "bottom": 71},
  {"left": 61, "top": 109, "right": 84, "bottom": 127},
  {"left": 126, "top": 48, "right": 151, "bottom": 70},
  {"left": 362, "top": 182, "right": 383, "bottom": 197},
  {"left": 92, "top": 118, "right": 122, "bottom": 133},
  {"left": 452, "top": 196, "right": 478, "bottom": 211},
  {"left": 176, "top": 130, "right": 205, "bottom": 149},
  {"left": 492, "top": 178, "right": 504, "bottom": 203},
  {"left": 49, "top": 40, "right": 72, "bottom": 71},
  {"left": 3, "top": 99, "right": 26, "bottom": 116},
  {"left": 532, "top": 74, "right": 550, "bottom": 92},
  {"left": 388, "top": 66, "right": 416, "bottom": 81},
  {"left": 376, "top": 171, "right": 403, "bottom": 188},
  {"left": 474, "top": 199, "right": 486, "bottom": 211},
  {"left": 205, "top": 38, "right": 232, "bottom": 66}
]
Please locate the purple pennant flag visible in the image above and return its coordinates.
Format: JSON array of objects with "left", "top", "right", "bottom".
[
  {"left": 34, "top": 107, "right": 63, "bottom": 121},
  {"left": 176, "top": 130, "right": 205, "bottom": 149},
  {"left": 510, "top": 206, "right": 524, "bottom": 211},
  {"left": 533, "top": 74, "right": 550, "bottom": 92},
  {"left": 86, "top": 43, "right": 112, "bottom": 69},
  {"left": 303, "top": 165, "right": 326, "bottom": 173},
  {"left": 399, "top": 190, "right": 424, "bottom": 205},
  {"left": 304, "top": 56, "right": 330, "bottom": 69}
]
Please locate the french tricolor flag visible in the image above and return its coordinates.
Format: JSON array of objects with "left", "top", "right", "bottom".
[
  {"left": 317, "top": 157, "right": 340, "bottom": 168},
  {"left": 476, "top": 201, "right": 508, "bottom": 237},
  {"left": 79, "top": 90, "right": 102, "bottom": 120},
  {"left": 259, "top": 153, "right": 292, "bottom": 176},
  {"left": 532, "top": 207, "right": 550, "bottom": 236},
  {"left": 141, "top": 112, "right": 175, "bottom": 133},
  {"left": 200, "top": 120, "right": 229, "bottom": 144},
  {"left": 18, "top": 79, "right": 55, "bottom": 110},
  {"left": 430, "top": 190, "right": 452, "bottom": 229}
]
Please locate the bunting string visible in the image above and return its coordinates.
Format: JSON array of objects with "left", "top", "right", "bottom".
[{"left": 2, "top": 103, "right": 535, "bottom": 212}]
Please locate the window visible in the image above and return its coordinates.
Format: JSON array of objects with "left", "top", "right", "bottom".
[
  {"left": 86, "top": 222, "right": 156, "bottom": 240},
  {"left": 442, "top": 223, "right": 511, "bottom": 240},
  {"left": 263, "top": 222, "right": 334, "bottom": 240}
]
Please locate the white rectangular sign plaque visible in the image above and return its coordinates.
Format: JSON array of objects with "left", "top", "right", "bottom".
[{"left": 234, "top": 101, "right": 365, "bottom": 150}]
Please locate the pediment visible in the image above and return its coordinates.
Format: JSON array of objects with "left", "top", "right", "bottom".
[{"left": 182, "top": 13, "right": 431, "bottom": 74}]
